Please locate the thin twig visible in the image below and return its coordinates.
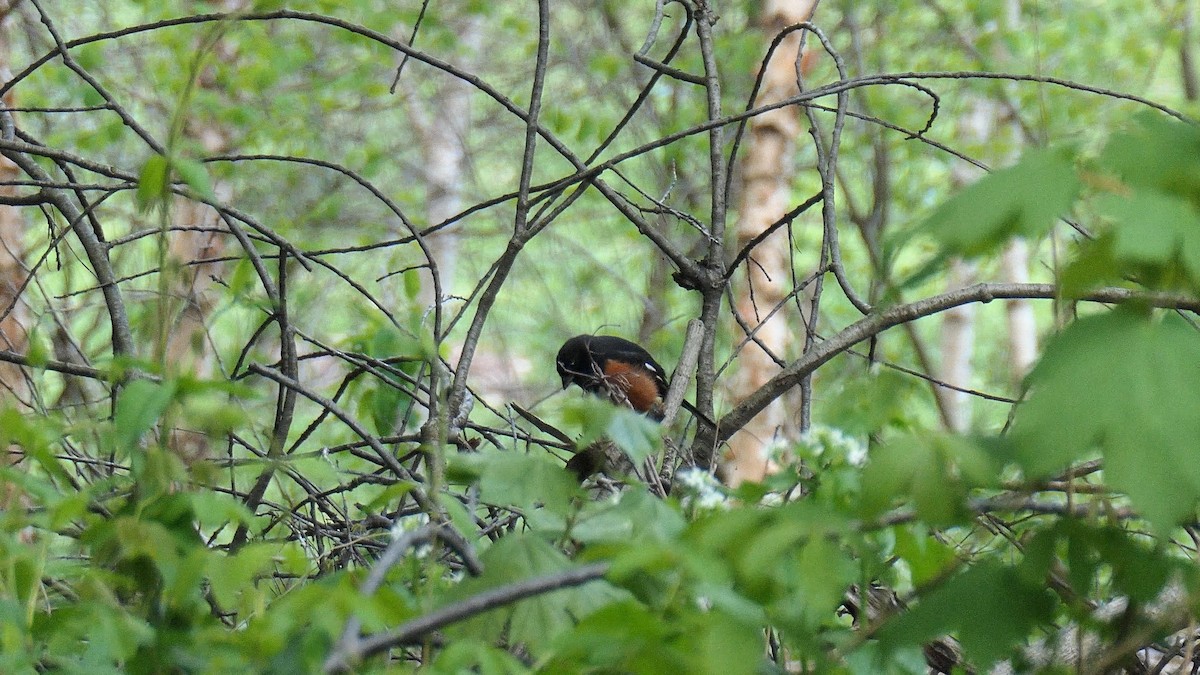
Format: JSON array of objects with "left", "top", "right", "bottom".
[{"left": 323, "top": 562, "right": 610, "bottom": 672}]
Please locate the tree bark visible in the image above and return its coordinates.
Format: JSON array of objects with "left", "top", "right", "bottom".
[
  {"left": 0, "top": 1, "right": 32, "bottom": 534},
  {"left": 0, "top": 4, "right": 27, "bottom": 408},
  {"left": 936, "top": 258, "right": 977, "bottom": 432},
  {"left": 162, "top": 0, "right": 241, "bottom": 463},
  {"left": 723, "top": 0, "right": 818, "bottom": 485}
]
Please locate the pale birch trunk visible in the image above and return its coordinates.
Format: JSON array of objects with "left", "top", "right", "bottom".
[
  {"left": 936, "top": 101, "right": 992, "bottom": 432},
  {"left": 724, "top": 0, "right": 817, "bottom": 485}
]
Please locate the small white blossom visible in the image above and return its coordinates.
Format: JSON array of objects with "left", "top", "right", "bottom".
[
  {"left": 390, "top": 512, "right": 430, "bottom": 541},
  {"left": 676, "top": 467, "right": 729, "bottom": 511},
  {"left": 799, "top": 425, "right": 867, "bottom": 467}
]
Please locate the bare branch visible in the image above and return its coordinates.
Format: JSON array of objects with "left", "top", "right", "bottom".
[{"left": 323, "top": 562, "right": 610, "bottom": 672}]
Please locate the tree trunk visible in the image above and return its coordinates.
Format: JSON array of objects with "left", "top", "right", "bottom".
[
  {"left": 724, "top": 0, "right": 818, "bottom": 485},
  {"left": 0, "top": 2, "right": 32, "bottom": 533},
  {"left": 1002, "top": 238, "right": 1037, "bottom": 380},
  {"left": 0, "top": 4, "right": 27, "bottom": 408},
  {"left": 161, "top": 0, "right": 242, "bottom": 463},
  {"left": 936, "top": 258, "right": 977, "bottom": 432}
]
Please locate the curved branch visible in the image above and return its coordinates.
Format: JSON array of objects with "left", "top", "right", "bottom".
[
  {"left": 323, "top": 562, "right": 610, "bottom": 672},
  {"left": 693, "top": 283, "right": 1200, "bottom": 464},
  {"left": 0, "top": 111, "right": 134, "bottom": 358}
]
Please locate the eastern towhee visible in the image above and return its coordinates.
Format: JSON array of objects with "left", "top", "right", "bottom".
[{"left": 556, "top": 334, "right": 709, "bottom": 478}]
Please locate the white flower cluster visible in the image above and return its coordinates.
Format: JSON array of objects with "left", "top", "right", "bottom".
[
  {"left": 798, "top": 425, "right": 867, "bottom": 467},
  {"left": 676, "top": 467, "right": 729, "bottom": 511}
]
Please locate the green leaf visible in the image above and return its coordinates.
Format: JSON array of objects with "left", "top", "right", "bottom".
[
  {"left": 817, "top": 367, "right": 916, "bottom": 435},
  {"left": 448, "top": 535, "right": 621, "bottom": 652},
  {"left": 792, "top": 535, "right": 858, "bottom": 626},
  {"left": 1012, "top": 309, "right": 1200, "bottom": 530},
  {"left": 1092, "top": 190, "right": 1200, "bottom": 291},
  {"left": 605, "top": 407, "right": 661, "bottom": 463},
  {"left": 546, "top": 600, "right": 688, "bottom": 673},
  {"left": 430, "top": 640, "right": 528, "bottom": 675},
  {"left": 477, "top": 451, "right": 580, "bottom": 515},
  {"left": 1059, "top": 231, "right": 1122, "bottom": 298},
  {"left": 174, "top": 156, "right": 216, "bottom": 203},
  {"left": 1094, "top": 528, "right": 1176, "bottom": 603},
  {"left": 136, "top": 154, "right": 171, "bottom": 211},
  {"left": 571, "top": 489, "right": 686, "bottom": 545},
  {"left": 893, "top": 524, "right": 958, "bottom": 587},
  {"left": 363, "top": 381, "right": 405, "bottom": 436},
  {"left": 683, "top": 606, "right": 764, "bottom": 675},
  {"left": 861, "top": 434, "right": 997, "bottom": 526},
  {"left": 208, "top": 544, "right": 282, "bottom": 611},
  {"left": 920, "top": 147, "right": 1080, "bottom": 258},
  {"left": 112, "top": 379, "right": 176, "bottom": 453},
  {"left": 189, "top": 490, "right": 255, "bottom": 529},
  {"left": 403, "top": 268, "right": 422, "bottom": 300},
  {"left": 1098, "top": 113, "right": 1200, "bottom": 201},
  {"left": 561, "top": 397, "right": 615, "bottom": 448},
  {"left": 877, "top": 561, "right": 1054, "bottom": 667}
]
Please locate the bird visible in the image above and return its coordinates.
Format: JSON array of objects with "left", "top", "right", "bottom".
[
  {"left": 555, "top": 334, "right": 710, "bottom": 479},
  {"left": 556, "top": 334, "right": 671, "bottom": 418}
]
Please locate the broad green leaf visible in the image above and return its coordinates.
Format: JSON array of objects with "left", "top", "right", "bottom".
[
  {"left": 549, "top": 590, "right": 760, "bottom": 674},
  {"left": 430, "top": 640, "right": 528, "bottom": 675},
  {"left": 817, "top": 367, "right": 916, "bottom": 435},
  {"left": 359, "top": 326, "right": 419, "bottom": 434},
  {"left": 1099, "top": 187, "right": 1200, "bottom": 288},
  {"left": 1012, "top": 309, "right": 1200, "bottom": 530},
  {"left": 112, "top": 379, "right": 176, "bottom": 453},
  {"left": 174, "top": 156, "right": 216, "bottom": 202},
  {"left": 208, "top": 544, "right": 284, "bottom": 611},
  {"left": 189, "top": 490, "right": 255, "bottom": 529},
  {"left": 1060, "top": 189, "right": 1200, "bottom": 293},
  {"left": 1102, "top": 191, "right": 1200, "bottom": 268},
  {"left": 561, "top": 398, "right": 663, "bottom": 464},
  {"left": 893, "top": 524, "right": 958, "bottom": 587},
  {"left": 1098, "top": 113, "right": 1200, "bottom": 201},
  {"left": 846, "top": 642, "right": 930, "bottom": 675},
  {"left": 683, "top": 607, "right": 764, "bottom": 675},
  {"left": 876, "top": 560, "right": 1054, "bottom": 667},
  {"left": 561, "top": 397, "right": 615, "bottom": 446},
  {"left": 0, "top": 407, "right": 71, "bottom": 484},
  {"left": 546, "top": 601, "right": 688, "bottom": 673},
  {"left": 605, "top": 407, "right": 661, "bottom": 463},
  {"left": 1094, "top": 527, "right": 1176, "bottom": 602},
  {"left": 571, "top": 489, "right": 686, "bottom": 545},
  {"left": 136, "top": 154, "right": 170, "bottom": 211},
  {"left": 792, "top": 535, "right": 858, "bottom": 626},
  {"left": 448, "top": 535, "right": 620, "bottom": 652},
  {"left": 1059, "top": 231, "right": 1123, "bottom": 298},
  {"left": 477, "top": 451, "right": 579, "bottom": 514},
  {"left": 403, "top": 268, "right": 422, "bottom": 300},
  {"left": 1023, "top": 523, "right": 1178, "bottom": 611},
  {"left": 861, "top": 434, "right": 997, "bottom": 526},
  {"left": 362, "top": 382, "right": 405, "bottom": 436},
  {"left": 920, "top": 147, "right": 1080, "bottom": 257}
]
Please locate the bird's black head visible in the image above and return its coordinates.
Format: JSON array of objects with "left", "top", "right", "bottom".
[{"left": 556, "top": 334, "right": 594, "bottom": 390}]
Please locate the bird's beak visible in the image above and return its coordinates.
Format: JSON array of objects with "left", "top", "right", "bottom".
[{"left": 560, "top": 373, "right": 573, "bottom": 389}]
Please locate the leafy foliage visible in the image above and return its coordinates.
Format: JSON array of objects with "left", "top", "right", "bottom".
[
  {"left": 919, "top": 148, "right": 1080, "bottom": 258},
  {"left": 1012, "top": 309, "right": 1200, "bottom": 530},
  {"left": 0, "top": 2, "right": 1198, "bottom": 674}
]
